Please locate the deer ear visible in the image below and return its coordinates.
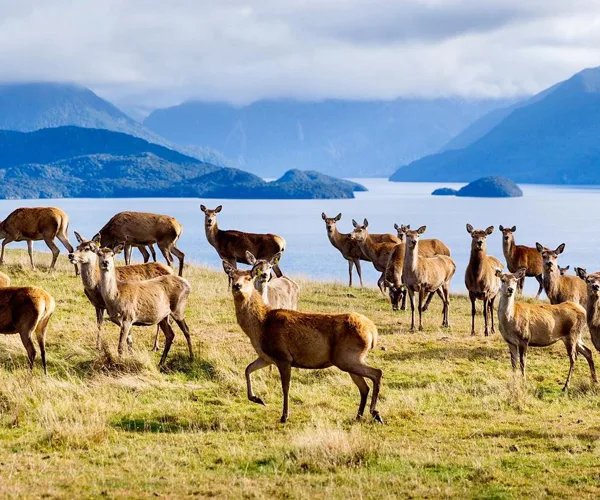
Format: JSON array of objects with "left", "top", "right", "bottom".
[
  {"left": 215, "top": 205, "right": 222, "bottom": 213},
  {"left": 271, "top": 252, "right": 282, "bottom": 266},
  {"left": 495, "top": 269, "right": 502, "bottom": 278},
  {"left": 363, "top": 219, "right": 369, "bottom": 228},
  {"left": 536, "top": 242, "right": 543, "bottom": 253},
  {"left": 74, "top": 231, "right": 84, "bottom": 244},
  {"left": 417, "top": 225, "right": 426, "bottom": 234},
  {"left": 511, "top": 226, "right": 516, "bottom": 232},
  {"left": 352, "top": 219, "right": 358, "bottom": 228},
  {"left": 515, "top": 267, "right": 527, "bottom": 279},
  {"left": 222, "top": 261, "right": 235, "bottom": 276},
  {"left": 556, "top": 243, "right": 565, "bottom": 254},
  {"left": 485, "top": 226, "right": 494, "bottom": 235},
  {"left": 335, "top": 213, "right": 342, "bottom": 221},
  {"left": 113, "top": 244, "right": 124, "bottom": 255},
  {"left": 394, "top": 223, "right": 399, "bottom": 231},
  {"left": 466, "top": 223, "right": 473, "bottom": 234},
  {"left": 92, "top": 233, "right": 102, "bottom": 246},
  {"left": 200, "top": 204, "right": 207, "bottom": 213},
  {"left": 245, "top": 251, "right": 257, "bottom": 265},
  {"left": 321, "top": 212, "right": 327, "bottom": 220},
  {"left": 564, "top": 265, "right": 570, "bottom": 271},
  {"left": 499, "top": 225, "right": 504, "bottom": 231}
]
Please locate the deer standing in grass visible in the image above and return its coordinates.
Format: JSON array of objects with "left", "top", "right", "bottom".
[
  {"left": 97, "top": 212, "right": 185, "bottom": 276},
  {"left": 465, "top": 225, "right": 503, "bottom": 336},
  {"left": 202, "top": 205, "right": 285, "bottom": 286},
  {"left": 536, "top": 243, "right": 587, "bottom": 308},
  {"left": 245, "top": 251, "right": 299, "bottom": 310},
  {"left": 0, "top": 207, "right": 77, "bottom": 275},
  {"left": 499, "top": 225, "right": 544, "bottom": 298},
  {"left": 350, "top": 219, "right": 400, "bottom": 294},
  {"left": 0, "top": 286, "right": 55, "bottom": 374},
  {"left": 69, "top": 233, "right": 174, "bottom": 351},
  {"left": 496, "top": 268, "right": 596, "bottom": 390},
  {"left": 581, "top": 271, "right": 600, "bottom": 353},
  {"left": 94, "top": 245, "right": 193, "bottom": 366},
  {"left": 223, "top": 263, "right": 383, "bottom": 424},
  {"left": 402, "top": 226, "right": 455, "bottom": 331}
]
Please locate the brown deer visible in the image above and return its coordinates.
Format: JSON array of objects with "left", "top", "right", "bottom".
[
  {"left": 402, "top": 226, "right": 456, "bottom": 331},
  {"left": 496, "top": 268, "right": 595, "bottom": 390},
  {"left": 536, "top": 243, "right": 587, "bottom": 308},
  {"left": 94, "top": 245, "right": 193, "bottom": 366},
  {"left": 581, "top": 271, "right": 600, "bottom": 352},
  {"left": 394, "top": 223, "right": 451, "bottom": 256},
  {"left": 223, "top": 263, "right": 383, "bottom": 424},
  {"left": 559, "top": 265, "right": 571, "bottom": 277},
  {"left": 0, "top": 207, "right": 77, "bottom": 275},
  {"left": 498, "top": 225, "right": 543, "bottom": 298},
  {"left": 0, "top": 271, "right": 10, "bottom": 287},
  {"left": 465, "top": 224, "right": 503, "bottom": 336},
  {"left": 201, "top": 205, "right": 286, "bottom": 282},
  {"left": 69, "top": 233, "right": 174, "bottom": 350},
  {"left": 245, "top": 251, "right": 299, "bottom": 310},
  {"left": 350, "top": 219, "right": 399, "bottom": 294},
  {"left": 96, "top": 212, "right": 185, "bottom": 276},
  {"left": 0, "top": 286, "right": 55, "bottom": 374}
]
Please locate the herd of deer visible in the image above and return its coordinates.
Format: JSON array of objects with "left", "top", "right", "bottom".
[{"left": 0, "top": 204, "right": 599, "bottom": 424}]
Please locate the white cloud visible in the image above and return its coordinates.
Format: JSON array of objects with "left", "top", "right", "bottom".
[{"left": 0, "top": 0, "right": 599, "bottom": 108}]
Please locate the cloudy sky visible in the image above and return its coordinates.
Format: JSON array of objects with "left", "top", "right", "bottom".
[{"left": 1, "top": 0, "right": 600, "bottom": 110}]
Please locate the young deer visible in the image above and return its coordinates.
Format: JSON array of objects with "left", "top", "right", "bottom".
[
  {"left": 394, "top": 223, "right": 451, "bottom": 256},
  {"left": 97, "top": 211, "right": 185, "bottom": 276},
  {"left": 223, "top": 263, "right": 383, "bottom": 424},
  {"left": 0, "top": 271, "right": 10, "bottom": 287},
  {"left": 559, "top": 265, "right": 571, "bottom": 277},
  {"left": 245, "top": 251, "right": 299, "bottom": 310},
  {"left": 499, "top": 225, "right": 543, "bottom": 298},
  {"left": 0, "top": 207, "right": 77, "bottom": 275},
  {"left": 536, "top": 243, "right": 587, "bottom": 308},
  {"left": 496, "top": 269, "right": 596, "bottom": 390},
  {"left": 94, "top": 245, "right": 193, "bottom": 366},
  {"left": 69, "top": 233, "right": 174, "bottom": 350},
  {"left": 465, "top": 224, "right": 503, "bottom": 336},
  {"left": 402, "top": 226, "right": 456, "bottom": 330},
  {"left": 350, "top": 219, "right": 398, "bottom": 294},
  {"left": 581, "top": 271, "right": 600, "bottom": 352},
  {"left": 0, "top": 286, "right": 55, "bottom": 374},
  {"left": 201, "top": 205, "right": 286, "bottom": 283}
]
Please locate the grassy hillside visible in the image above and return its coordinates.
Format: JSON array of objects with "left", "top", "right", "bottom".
[{"left": 1, "top": 250, "right": 600, "bottom": 498}]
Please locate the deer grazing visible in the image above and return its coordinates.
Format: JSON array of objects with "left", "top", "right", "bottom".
[
  {"left": 97, "top": 212, "right": 185, "bottom": 276},
  {"left": 0, "top": 286, "right": 55, "bottom": 374},
  {"left": 402, "top": 226, "right": 456, "bottom": 330},
  {"left": 581, "top": 271, "right": 600, "bottom": 353},
  {"left": 498, "top": 225, "right": 543, "bottom": 298},
  {"left": 465, "top": 224, "right": 503, "bottom": 336},
  {"left": 496, "top": 269, "right": 596, "bottom": 390},
  {"left": 223, "top": 263, "right": 383, "bottom": 424},
  {"left": 0, "top": 271, "right": 10, "bottom": 287},
  {"left": 394, "top": 223, "right": 451, "bottom": 256},
  {"left": 536, "top": 243, "right": 587, "bottom": 308},
  {"left": 201, "top": 205, "right": 286, "bottom": 282},
  {"left": 69, "top": 233, "right": 174, "bottom": 350},
  {"left": 245, "top": 251, "right": 299, "bottom": 310},
  {"left": 93, "top": 245, "right": 193, "bottom": 366},
  {"left": 0, "top": 207, "right": 77, "bottom": 275},
  {"left": 350, "top": 219, "right": 400, "bottom": 294}
]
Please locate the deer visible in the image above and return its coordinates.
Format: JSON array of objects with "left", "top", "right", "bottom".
[
  {"left": 350, "top": 219, "right": 399, "bottom": 294},
  {"left": 536, "top": 243, "right": 587, "bottom": 308},
  {"left": 0, "top": 207, "right": 78, "bottom": 275},
  {"left": 69, "top": 232, "right": 174, "bottom": 351},
  {"left": 96, "top": 211, "right": 185, "bottom": 276},
  {"left": 201, "top": 205, "right": 286, "bottom": 284},
  {"left": 245, "top": 251, "right": 299, "bottom": 310},
  {"left": 402, "top": 226, "right": 456, "bottom": 331},
  {"left": 0, "top": 271, "right": 10, "bottom": 287},
  {"left": 0, "top": 286, "right": 55, "bottom": 374},
  {"left": 581, "top": 271, "right": 600, "bottom": 353},
  {"left": 559, "top": 265, "right": 571, "bottom": 277},
  {"left": 465, "top": 224, "right": 503, "bottom": 336},
  {"left": 394, "top": 223, "right": 451, "bottom": 256},
  {"left": 93, "top": 245, "right": 193, "bottom": 366},
  {"left": 498, "top": 225, "right": 544, "bottom": 298},
  {"left": 496, "top": 268, "right": 596, "bottom": 390},
  {"left": 223, "top": 262, "right": 383, "bottom": 424}
]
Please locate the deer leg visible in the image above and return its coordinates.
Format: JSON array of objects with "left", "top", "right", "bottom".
[
  {"left": 444, "top": 284, "right": 451, "bottom": 327},
  {"left": 124, "top": 244, "right": 133, "bottom": 265},
  {"left": 26, "top": 240, "right": 35, "bottom": 269},
  {"left": 158, "top": 318, "right": 176, "bottom": 366},
  {"left": 401, "top": 287, "right": 407, "bottom": 311},
  {"left": 482, "top": 297, "right": 489, "bottom": 337},
  {"left": 19, "top": 329, "right": 37, "bottom": 371},
  {"left": 576, "top": 341, "right": 597, "bottom": 384},
  {"left": 377, "top": 273, "right": 386, "bottom": 296},
  {"left": 489, "top": 296, "right": 496, "bottom": 335},
  {"left": 138, "top": 245, "right": 151, "bottom": 263},
  {"left": 408, "top": 289, "right": 416, "bottom": 331},
  {"left": 469, "top": 293, "right": 476, "bottom": 336},
  {"left": 349, "top": 373, "right": 369, "bottom": 420},
  {"left": 171, "top": 246, "right": 185, "bottom": 277},
  {"left": 245, "top": 357, "right": 271, "bottom": 405},
  {"left": 272, "top": 261, "right": 283, "bottom": 278},
  {"left": 355, "top": 259, "right": 364, "bottom": 287},
  {"left": 562, "top": 340, "right": 577, "bottom": 391},
  {"left": 347, "top": 259, "right": 354, "bottom": 287},
  {"left": 509, "top": 344, "right": 519, "bottom": 371},
  {"left": 436, "top": 288, "right": 446, "bottom": 327},
  {"left": 95, "top": 307, "right": 104, "bottom": 350},
  {"left": 34, "top": 314, "right": 50, "bottom": 376},
  {"left": 535, "top": 275, "right": 544, "bottom": 300},
  {"left": 173, "top": 317, "right": 194, "bottom": 360},
  {"left": 152, "top": 324, "right": 161, "bottom": 352},
  {"left": 0, "top": 237, "right": 14, "bottom": 265},
  {"left": 158, "top": 243, "right": 174, "bottom": 270},
  {"left": 276, "top": 361, "right": 292, "bottom": 423},
  {"left": 43, "top": 238, "right": 60, "bottom": 270},
  {"left": 118, "top": 321, "right": 132, "bottom": 357},
  {"left": 149, "top": 244, "right": 158, "bottom": 262},
  {"left": 56, "top": 232, "right": 78, "bottom": 275},
  {"left": 421, "top": 292, "right": 435, "bottom": 312},
  {"left": 418, "top": 288, "right": 425, "bottom": 331},
  {"left": 518, "top": 276, "right": 525, "bottom": 295},
  {"left": 339, "top": 361, "right": 383, "bottom": 423},
  {"left": 518, "top": 344, "right": 528, "bottom": 379}
]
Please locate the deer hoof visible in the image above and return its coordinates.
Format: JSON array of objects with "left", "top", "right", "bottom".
[
  {"left": 372, "top": 411, "right": 384, "bottom": 424},
  {"left": 280, "top": 415, "right": 288, "bottom": 424},
  {"left": 356, "top": 413, "right": 364, "bottom": 421},
  {"left": 250, "top": 396, "right": 266, "bottom": 406}
]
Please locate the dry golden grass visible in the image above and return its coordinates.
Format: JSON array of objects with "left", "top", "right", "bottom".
[{"left": 0, "top": 249, "right": 600, "bottom": 499}]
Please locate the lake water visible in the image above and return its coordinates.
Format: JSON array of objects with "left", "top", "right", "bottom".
[{"left": 1, "top": 179, "right": 599, "bottom": 296}]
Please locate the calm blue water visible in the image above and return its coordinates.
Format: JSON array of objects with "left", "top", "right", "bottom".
[{"left": 1, "top": 179, "right": 598, "bottom": 295}]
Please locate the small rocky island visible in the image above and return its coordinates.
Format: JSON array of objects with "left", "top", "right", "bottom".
[{"left": 432, "top": 176, "right": 522, "bottom": 198}]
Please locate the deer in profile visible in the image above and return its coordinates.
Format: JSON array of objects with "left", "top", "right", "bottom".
[
  {"left": 223, "top": 263, "right": 383, "bottom": 424},
  {"left": 580, "top": 271, "right": 600, "bottom": 353},
  {"left": 394, "top": 223, "right": 451, "bottom": 256},
  {"left": 350, "top": 219, "right": 399, "bottom": 294},
  {"left": 97, "top": 212, "right": 185, "bottom": 276},
  {"left": 559, "top": 265, "right": 571, "bottom": 277},
  {"left": 536, "top": 243, "right": 587, "bottom": 308},
  {"left": 0, "top": 286, "right": 55, "bottom": 374},
  {"left": 0, "top": 207, "right": 78, "bottom": 275},
  {"left": 0, "top": 272, "right": 10, "bottom": 287},
  {"left": 69, "top": 233, "right": 174, "bottom": 351},
  {"left": 465, "top": 224, "right": 503, "bottom": 336},
  {"left": 201, "top": 205, "right": 286, "bottom": 284},
  {"left": 498, "top": 225, "right": 543, "bottom": 298},
  {"left": 496, "top": 268, "right": 595, "bottom": 390},
  {"left": 93, "top": 245, "right": 193, "bottom": 366},
  {"left": 402, "top": 226, "right": 455, "bottom": 330},
  {"left": 245, "top": 251, "right": 299, "bottom": 310}
]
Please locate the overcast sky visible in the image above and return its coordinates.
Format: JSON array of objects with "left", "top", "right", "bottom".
[{"left": 1, "top": 0, "right": 600, "bottom": 110}]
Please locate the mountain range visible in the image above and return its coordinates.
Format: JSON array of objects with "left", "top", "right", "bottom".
[{"left": 390, "top": 67, "right": 600, "bottom": 184}]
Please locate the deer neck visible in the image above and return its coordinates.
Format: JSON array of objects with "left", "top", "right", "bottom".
[
  {"left": 80, "top": 260, "right": 101, "bottom": 293},
  {"left": 587, "top": 294, "right": 600, "bottom": 327},
  {"left": 98, "top": 265, "right": 120, "bottom": 307},
  {"left": 205, "top": 222, "right": 219, "bottom": 247},
  {"left": 327, "top": 226, "right": 343, "bottom": 248},
  {"left": 468, "top": 248, "right": 486, "bottom": 279},
  {"left": 358, "top": 233, "right": 378, "bottom": 260},
  {"left": 403, "top": 241, "right": 419, "bottom": 276},
  {"left": 502, "top": 238, "right": 514, "bottom": 263},
  {"left": 498, "top": 292, "right": 515, "bottom": 323},
  {"left": 254, "top": 280, "right": 270, "bottom": 305},
  {"left": 543, "top": 267, "right": 560, "bottom": 297},
  {"left": 234, "top": 290, "right": 268, "bottom": 346}
]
